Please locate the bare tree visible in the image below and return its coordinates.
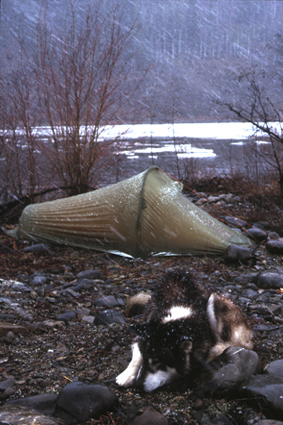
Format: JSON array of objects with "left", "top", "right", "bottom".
[
  {"left": 218, "top": 65, "right": 283, "bottom": 200},
  {"left": 33, "top": 0, "right": 141, "bottom": 195},
  {"left": 0, "top": 57, "right": 41, "bottom": 204}
]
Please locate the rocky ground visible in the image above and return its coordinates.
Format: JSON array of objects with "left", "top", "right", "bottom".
[{"left": 1, "top": 189, "right": 283, "bottom": 425}]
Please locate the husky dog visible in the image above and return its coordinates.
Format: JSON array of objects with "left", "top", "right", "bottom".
[{"left": 116, "top": 270, "right": 253, "bottom": 392}]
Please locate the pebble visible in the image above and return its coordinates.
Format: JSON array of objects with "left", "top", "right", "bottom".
[
  {"left": 240, "top": 375, "right": 283, "bottom": 420},
  {"left": 253, "top": 269, "right": 283, "bottom": 289},
  {"left": 223, "top": 216, "right": 248, "bottom": 228},
  {"left": 6, "top": 393, "right": 58, "bottom": 416},
  {"left": 30, "top": 274, "right": 49, "bottom": 286},
  {"left": 76, "top": 269, "right": 102, "bottom": 280},
  {"left": 81, "top": 315, "right": 95, "bottom": 325},
  {"left": 266, "top": 239, "right": 283, "bottom": 255},
  {"left": 224, "top": 244, "right": 252, "bottom": 263},
  {"left": 0, "top": 321, "right": 28, "bottom": 336},
  {"left": 0, "top": 380, "right": 15, "bottom": 401},
  {"left": 56, "top": 311, "right": 77, "bottom": 322},
  {"left": 23, "top": 243, "right": 52, "bottom": 253},
  {"left": 94, "top": 310, "right": 127, "bottom": 325},
  {"left": 0, "top": 405, "right": 61, "bottom": 424},
  {"left": 71, "top": 278, "right": 101, "bottom": 292},
  {"left": 56, "top": 382, "right": 119, "bottom": 424},
  {"left": 264, "top": 359, "right": 283, "bottom": 379},
  {"left": 196, "top": 347, "right": 261, "bottom": 397},
  {"left": 94, "top": 295, "right": 124, "bottom": 307},
  {"left": 128, "top": 406, "right": 168, "bottom": 425},
  {"left": 242, "top": 227, "right": 269, "bottom": 242},
  {"left": 2, "top": 385, "right": 119, "bottom": 424}
]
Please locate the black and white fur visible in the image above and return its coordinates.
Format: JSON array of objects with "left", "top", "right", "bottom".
[{"left": 116, "top": 270, "right": 253, "bottom": 392}]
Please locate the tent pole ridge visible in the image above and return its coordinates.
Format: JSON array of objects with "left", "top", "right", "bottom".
[{"left": 136, "top": 166, "right": 159, "bottom": 257}]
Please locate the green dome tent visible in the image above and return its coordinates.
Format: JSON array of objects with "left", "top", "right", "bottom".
[{"left": 8, "top": 166, "right": 252, "bottom": 258}]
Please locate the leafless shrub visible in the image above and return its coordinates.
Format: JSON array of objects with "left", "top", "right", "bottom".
[
  {"left": 217, "top": 65, "right": 283, "bottom": 200},
  {"left": 0, "top": 0, "right": 144, "bottom": 212},
  {"left": 33, "top": 0, "right": 142, "bottom": 196},
  {"left": 0, "top": 62, "right": 41, "bottom": 204}
]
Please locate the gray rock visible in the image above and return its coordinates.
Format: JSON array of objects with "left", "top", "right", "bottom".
[
  {"left": 0, "top": 313, "right": 17, "bottom": 321},
  {"left": 252, "top": 324, "right": 279, "bottom": 332},
  {"left": 241, "top": 288, "right": 259, "bottom": 300},
  {"left": 267, "top": 231, "right": 280, "bottom": 239},
  {"left": 62, "top": 288, "right": 81, "bottom": 298},
  {"left": 76, "top": 269, "right": 102, "bottom": 280},
  {"left": 223, "top": 216, "right": 248, "bottom": 228},
  {"left": 195, "top": 198, "right": 207, "bottom": 206},
  {"left": 254, "top": 222, "right": 270, "bottom": 230},
  {"left": 242, "top": 227, "right": 268, "bottom": 242},
  {"left": 253, "top": 270, "right": 283, "bottom": 289},
  {"left": 0, "top": 278, "right": 30, "bottom": 292},
  {"left": 0, "top": 379, "right": 15, "bottom": 400},
  {"left": 268, "top": 303, "right": 283, "bottom": 316},
  {"left": 24, "top": 243, "right": 51, "bottom": 253},
  {"left": 128, "top": 406, "right": 168, "bottom": 425},
  {"left": 72, "top": 278, "right": 101, "bottom": 292},
  {"left": 30, "top": 275, "right": 49, "bottom": 286},
  {"left": 208, "top": 195, "right": 221, "bottom": 203},
  {"left": 94, "top": 310, "right": 127, "bottom": 325},
  {"left": 11, "top": 281, "right": 32, "bottom": 292},
  {"left": 35, "top": 285, "right": 45, "bottom": 297},
  {"left": 81, "top": 315, "right": 95, "bottom": 324},
  {"left": 56, "top": 311, "right": 77, "bottom": 322},
  {"left": 197, "top": 347, "right": 261, "bottom": 397},
  {"left": 56, "top": 382, "right": 118, "bottom": 424},
  {"left": 265, "top": 359, "right": 283, "bottom": 379},
  {"left": 266, "top": 240, "right": 283, "bottom": 255},
  {"left": 16, "top": 274, "right": 30, "bottom": 282},
  {"left": 258, "top": 421, "right": 283, "bottom": 425},
  {"left": 95, "top": 295, "right": 124, "bottom": 308},
  {"left": 3, "top": 330, "right": 16, "bottom": 343},
  {"left": 210, "top": 414, "right": 235, "bottom": 425},
  {"left": 224, "top": 244, "right": 252, "bottom": 263},
  {"left": 0, "top": 380, "right": 15, "bottom": 392},
  {"left": 6, "top": 393, "right": 58, "bottom": 416},
  {"left": 0, "top": 405, "right": 60, "bottom": 424},
  {"left": 234, "top": 274, "right": 255, "bottom": 284},
  {"left": 219, "top": 193, "right": 234, "bottom": 203},
  {"left": 0, "top": 321, "right": 28, "bottom": 337},
  {"left": 191, "top": 409, "right": 211, "bottom": 424},
  {"left": 248, "top": 303, "right": 272, "bottom": 316},
  {"left": 240, "top": 374, "right": 283, "bottom": 419}
]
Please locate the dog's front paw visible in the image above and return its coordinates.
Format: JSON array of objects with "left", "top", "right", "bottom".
[{"left": 116, "top": 368, "right": 137, "bottom": 387}]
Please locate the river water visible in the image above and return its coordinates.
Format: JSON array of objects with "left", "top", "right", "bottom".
[
  {"left": 0, "top": 122, "right": 274, "bottom": 190},
  {"left": 107, "top": 122, "right": 272, "bottom": 185}
]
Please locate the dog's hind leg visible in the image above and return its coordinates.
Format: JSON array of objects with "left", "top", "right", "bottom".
[{"left": 116, "top": 341, "right": 143, "bottom": 387}]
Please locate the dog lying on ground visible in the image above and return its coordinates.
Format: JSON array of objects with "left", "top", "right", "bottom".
[{"left": 116, "top": 269, "right": 253, "bottom": 392}]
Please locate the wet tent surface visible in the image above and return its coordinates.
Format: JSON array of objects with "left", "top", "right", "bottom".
[{"left": 9, "top": 167, "right": 252, "bottom": 257}]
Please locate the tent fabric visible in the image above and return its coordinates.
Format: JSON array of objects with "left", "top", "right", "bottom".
[{"left": 9, "top": 166, "right": 252, "bottom": 258}]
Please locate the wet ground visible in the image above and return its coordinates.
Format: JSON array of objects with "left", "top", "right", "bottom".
[{"left": 1, "top": 187, "right": 283, "bottom": 424}]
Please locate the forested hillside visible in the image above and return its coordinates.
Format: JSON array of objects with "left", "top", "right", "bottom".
[{"left": 1, "top": 0, "right": 282, "bottom": 122}]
